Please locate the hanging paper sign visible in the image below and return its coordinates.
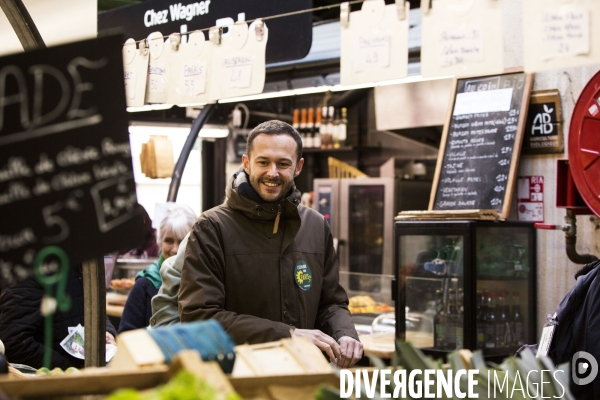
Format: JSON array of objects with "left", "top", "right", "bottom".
[
  {"left": 181, "top": 60, "right": 207, "bottom": 95},
  {"left": 167, "top": 31, "right": 213, "bottom": 105},
  {"left": 122, "top": 38, "right": 149, "bottom": 107},
  {"left": 541, "top": 6, "right": 590, "bottom": 61},
  {"left": 524, "top": 0, "right": 600, "bottom": 72},
  {"left": 421, "top": 0, "right": 504, "bottom": 78},
  {"left": 340, "top": 0, "right": 409, "bottom": 85},
  {"left": 145, "top": 31, "right": 171, "bottom": 103},
  {"left": 438, "top": 23, "right": 484, "bottom": 68},
  {"left": 223, "top": 56, "right": 253, "bottom": 89},
  {"left": 210, "top": 19, "right": 268, "bottom": 102},
  {"left": 353, "top": 33, "right": 391, "bottom": 72}
]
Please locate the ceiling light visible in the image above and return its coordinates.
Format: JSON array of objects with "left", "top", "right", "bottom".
[{"left": 127, "top": 104, "right": 174, "bottom": 112}]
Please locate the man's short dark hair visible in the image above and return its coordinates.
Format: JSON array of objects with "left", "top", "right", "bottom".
[{"left": 246, "top": 120, "right": 302, "bottom": 162}]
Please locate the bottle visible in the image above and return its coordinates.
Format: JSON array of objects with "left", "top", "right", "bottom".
[
  {"left": 326, "top": 106, "right": 335, "bottom": 149},
  {"left": 433, "top": 289, "right": 447, "bottom": 350},
  {"left": 445, "top": 288, "right": 458, "bottom": 350},
  {"left": 484, "top": 292, "right": 496, "bottom": 351},
  {"left": 313, "top": 107, "right": 322, "bottom": 149},
  {"left": 495, "top": 292, "right": 508, "bottom": 351},
  {"left": 456, "top": 288, "right": 464, "bottom": 349},
  {"left": 338, "top": 107, "right": 348, "bottom": 147},
  {"left": 300, "top": 108, "right": 308, "bottom": 148},
  {"left": 512, "top": 291, "right": 525, "bottom": 347},
  {"left": 332, "top": 107, "right": 341, "bottom": 149},
  {"left": 319, "top": 107, "right": 328, "bottom": 149},
  {"left": 292, "top": 109, "right": 300, "bottom": 134},
  {"left": 476, "top": 291, "right": 486, "bottom": 349},
  {"left": 306, "top": 108, "right": 314, "bottom": 148}
]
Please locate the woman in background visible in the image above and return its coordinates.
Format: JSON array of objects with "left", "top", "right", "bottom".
[{"left": 118, "top": 204, "right": 197, "bottom": 333}]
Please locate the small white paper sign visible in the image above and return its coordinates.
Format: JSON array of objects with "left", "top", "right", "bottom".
[
  {"left": 148, "top": 63, "right": 167, "bottom": 93},
  {"left": 542, "top": 6, "right": 590, "bottom": 61},
  {"left": 223, "top": 56, "right": 252, "bottom": 89},
  {"left": 181, "top": 60, "right": 207, "bottom": 96},
  {"left": 438, "top": 23, "right": 484, "bottom": 68},
  {"left": 353, "top": 32, "right": 391, "bottom": 72},
  {"left": 124, "top": 69, "right": 136, "bottom": 99},
  {"left": 453, "top": 88, "right": 513, "bottom": 115}
]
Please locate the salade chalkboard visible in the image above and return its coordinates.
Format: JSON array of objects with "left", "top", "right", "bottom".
[
  {"left": 0, "top": 35, "right": 145, "bottom": 285},
  {"left": 429, "top": 72, "right": 533, "bottom": 220}
]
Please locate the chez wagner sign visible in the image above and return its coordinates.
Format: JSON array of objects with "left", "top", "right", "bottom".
[
  {"left": 99, "top": 0, "right": 313, "bottom": 64},
  {"left": 143, "top": 1, "right": 212, "bottom": 27}
]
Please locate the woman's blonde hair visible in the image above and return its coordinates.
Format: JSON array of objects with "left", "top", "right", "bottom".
[{"left": 159, "top": 204, "right": 197, "bottom": 243}]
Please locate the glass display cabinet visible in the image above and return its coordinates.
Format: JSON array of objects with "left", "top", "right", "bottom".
[{"left": 394, "top": 220, "right": 537, "bottom": 360}]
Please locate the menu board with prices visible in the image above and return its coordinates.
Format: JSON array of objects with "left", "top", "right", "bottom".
[
  {"left": 0, "top": 35, "right": 145, "bottom": 285},
  {"left": 430, "top": 72, "right": 533, "bottom": 220}
]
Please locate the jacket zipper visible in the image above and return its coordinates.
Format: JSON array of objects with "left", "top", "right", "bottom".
[{"left": 273, "top": 204, "right": 281, "bottom": 234}]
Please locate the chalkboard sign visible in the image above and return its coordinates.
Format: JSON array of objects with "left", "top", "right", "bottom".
[
  {"left": 429, "top": 72, "right": 533, "bottom": 220},
  {"left": 0, "top": 35, "right": 145, "bottom": 285}
]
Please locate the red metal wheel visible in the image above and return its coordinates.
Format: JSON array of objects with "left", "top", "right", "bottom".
[{"left": 569, "top": 69, "right": 600, "bottom": 218}]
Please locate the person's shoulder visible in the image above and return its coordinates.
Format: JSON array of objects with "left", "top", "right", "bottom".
[
  {"left": 198, "top": 203, "right": 233, "bottom": 220},
  {"left": 298, "top": 204, "right": 325, "bottom": 222}
]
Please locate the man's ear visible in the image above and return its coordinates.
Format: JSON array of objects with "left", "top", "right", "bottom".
[
  {"left": 242, "top": 154, "right": 250, "bottom": 173},
  {"left": 294, "top": 158, "right": 305, "bottom": 177}
]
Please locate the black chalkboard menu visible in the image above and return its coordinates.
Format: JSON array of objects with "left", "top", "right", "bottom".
[
  {"left": 429, "top": 72, "right": 533, "bottom": 220},
  {"left": 0, "top": 35, "right": 145, "bottom": 285}
]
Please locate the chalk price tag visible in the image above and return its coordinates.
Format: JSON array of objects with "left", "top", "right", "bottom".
[
  {"left": 541, "top": 5, "right": 590, "bottom": 61},
  {"left": 353, "top": 32, "right": 390, "bottom": 72},
  {"left": 181, "top": 60, "right": 207, "bottom": 96},
  {"left": 438, "top": 23, "right": 484, "bottom": 68},
  {"left": 148, "top": 63, "right": 167, "bottom": 93},
  {"left": 223, "top": 56, "right": 252, "bottom": 89},
  {"left": 124, "top": 69, "right": 136, "bottom": 99}
]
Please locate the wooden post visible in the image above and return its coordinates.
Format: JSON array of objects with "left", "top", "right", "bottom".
[{"left": 82, "top": 258, "right": 107, "bottom": 367}]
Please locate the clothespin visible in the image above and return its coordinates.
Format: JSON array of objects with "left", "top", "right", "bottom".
[
  {"left": 396, "top": 0, "right": 406, "bottom": 20},
  {"left": 169, "top": 33, "right": 181, "bottom": 51},
  {"left": 209, "top": 26, "right": 222, "bottom": 45},
  {"left": 340, "top": 2, "right": 350, "bottom": 28},
  {"left": 139, "top": 39, "right": 148, "bottom": 56},
  {"left": 421, "top": 0, "right": 431, "bottom": 15},
  {"left": 254, "top": 18, "right": 265, "bottom": 41}
]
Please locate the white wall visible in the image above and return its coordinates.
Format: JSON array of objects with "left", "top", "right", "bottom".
[{"left": 504, "top": 0, "right": 600, "bottom": 335}]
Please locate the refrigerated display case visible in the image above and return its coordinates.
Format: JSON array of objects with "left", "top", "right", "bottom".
[{"left": 394, "top": 220, "right": 537, "bottom": 360}]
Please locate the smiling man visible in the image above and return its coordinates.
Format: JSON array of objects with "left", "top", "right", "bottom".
[{"left": 179, "top": 120, "right": 363, "bottom": 367}]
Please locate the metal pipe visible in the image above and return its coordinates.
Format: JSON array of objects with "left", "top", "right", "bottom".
[
  {"left": 167, "top": 104, "right": 215, "bottom": 202},
  {"left": 564, "top": 208, "right": 598, "bottom": 265},
  {"left": 0, "top": 0, "right": 45, "bottom": 51}
]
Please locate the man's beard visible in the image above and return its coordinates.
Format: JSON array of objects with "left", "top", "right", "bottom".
[{"left": 248, "top": 169, "right": 294, "bottom": 203}]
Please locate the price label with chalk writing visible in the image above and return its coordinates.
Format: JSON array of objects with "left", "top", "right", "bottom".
[
  {"left": 0, "top": 35, "right": 145, "bottom": 285},
  {"left": 180, "top": 60, "right": 207, "bottom": 96},
  {"left": 223, "top": 56, "right": 252, "bottom": 89},
  {"left": 352, "top": 32, "right": 391, "bottom": 72},
  {"left": 148, "top": 63, "right": 166, "bottom": 93}
]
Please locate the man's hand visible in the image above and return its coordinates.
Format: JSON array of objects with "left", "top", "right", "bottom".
[
  {"left": 106, "top": 332, "right": 116, "bottom": 345},
  {"left": 337, "top": 336, "right": 363, "bottom": 368},
  {"left": 293, "top": 329, "right": 341, "bottom": 363}
]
